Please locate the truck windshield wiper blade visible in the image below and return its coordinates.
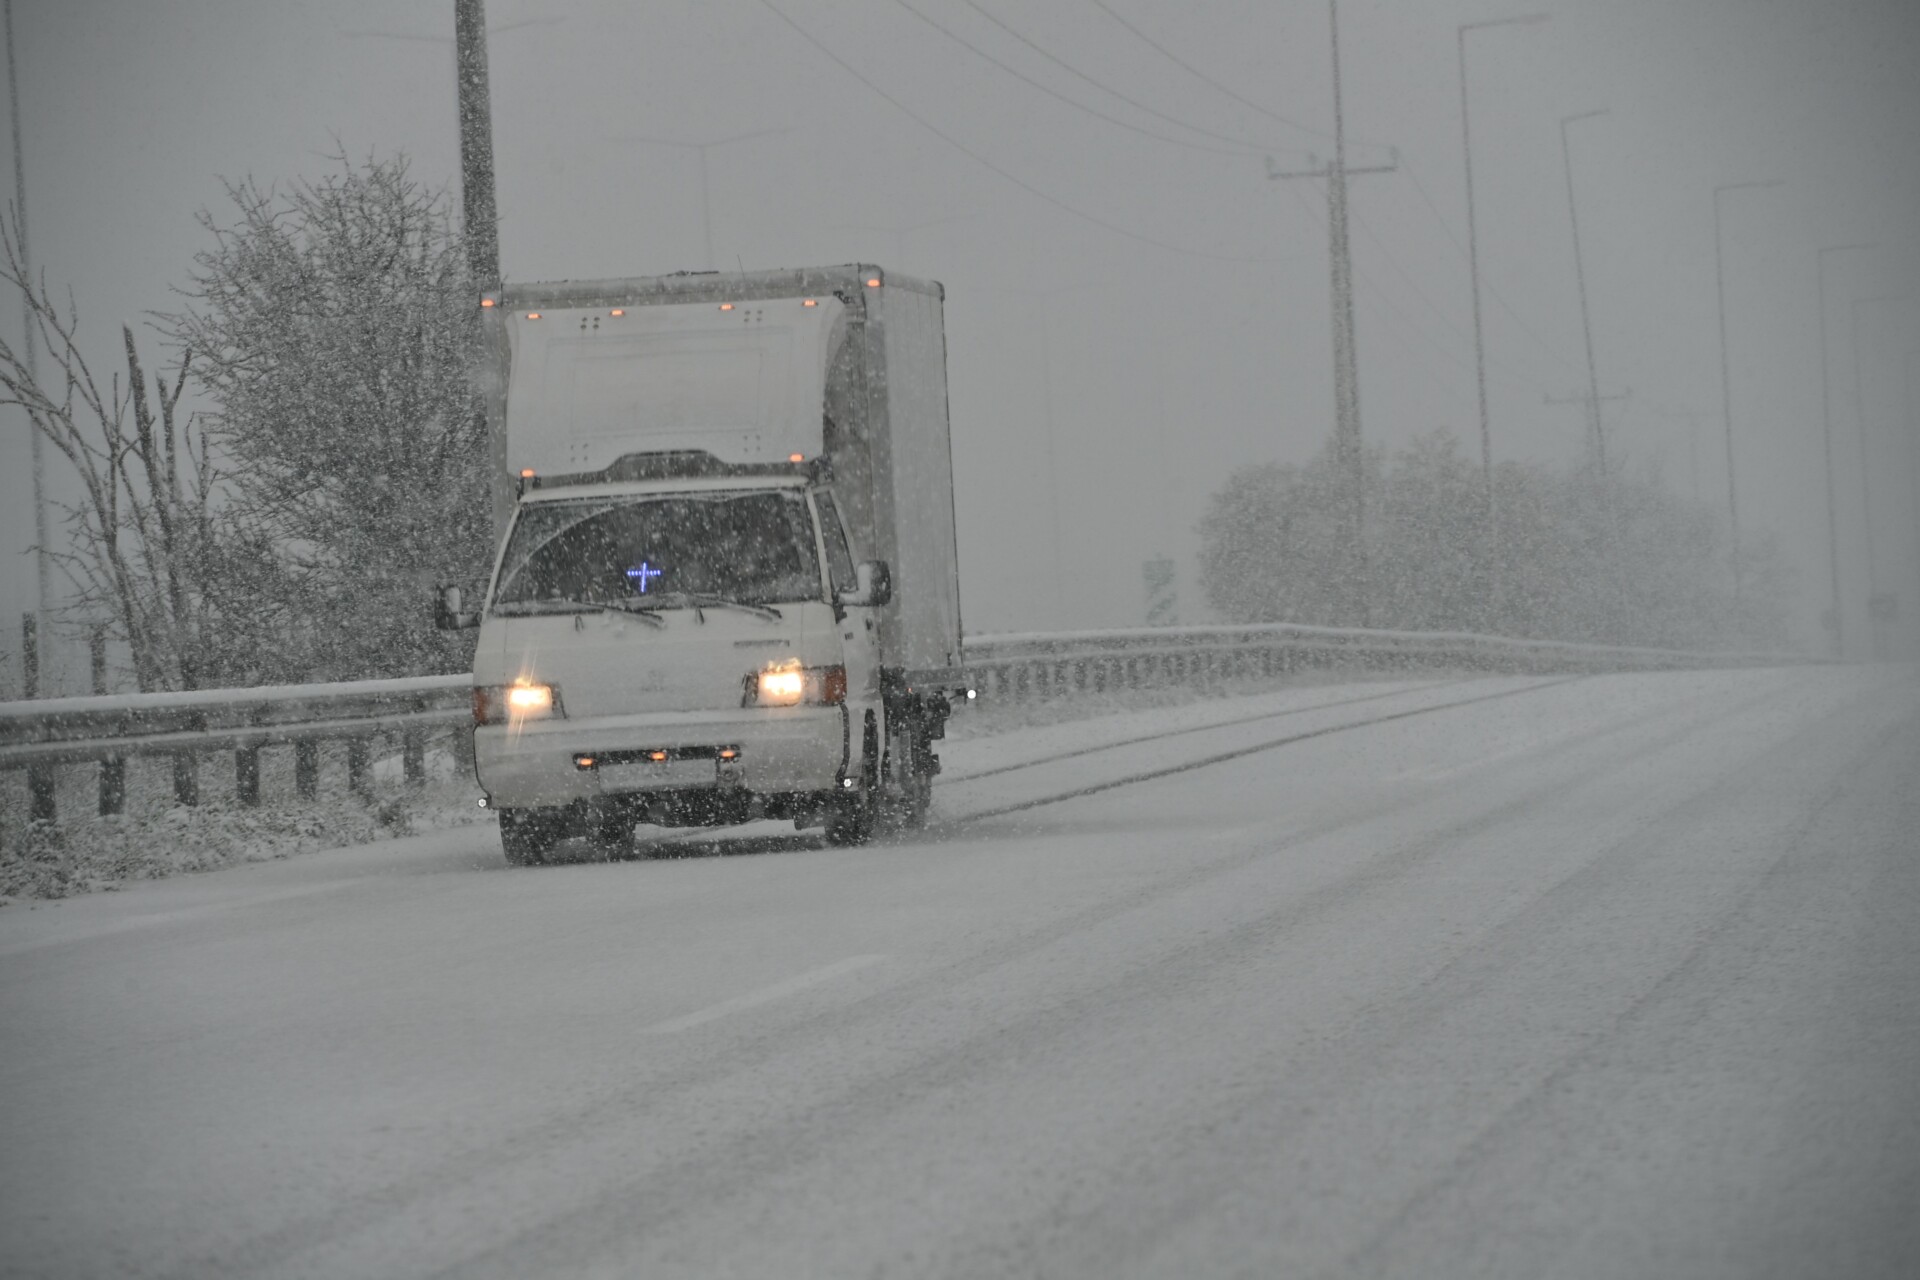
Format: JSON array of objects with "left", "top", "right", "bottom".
[
  {"left": 495, "top": 597, "right": 667, "bottom": 627},
  {"left": 654, "top": 592, "right": 784, "bottom": 622}
]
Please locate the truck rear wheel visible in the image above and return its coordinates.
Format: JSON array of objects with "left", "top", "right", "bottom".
[
  {"left": 824, "top": 782, "right": 877, "bottom": 845},
  {"left": 498, "top": 806, "right": 565, "bottom": 866}
]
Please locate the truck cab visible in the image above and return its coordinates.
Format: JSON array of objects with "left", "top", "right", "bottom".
[{"left": 441, "top": 267, "right": 966, "bottom": 863}]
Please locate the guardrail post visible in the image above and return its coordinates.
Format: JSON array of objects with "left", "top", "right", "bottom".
[
  {"left": 98, "top": 760, "right": 126, "bottom": 817},
  {"left": 91, "top": 627, "right": 124, "bottom": 816},
  {"left": 449, "top": 725, "right": 474, "bottom": 774},
  {"left": 23, "top": 614, "right": 56, "bottom": 826},
  {"left": 234, "top": 747, "right": 261, "bottom": 807},
  {"left": 402, "top": 727, "right": 425, "bottom": 785},
  {"left": 294, "top": 741, "right": 319, "bottom": 799},
  {"left": 347, "top": 737, "right": 372, "bottom": 800},
  {"left": 172, "top": 753, "right": 199, "bottom": 807}
]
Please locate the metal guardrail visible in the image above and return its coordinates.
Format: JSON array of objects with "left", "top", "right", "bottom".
[
  {"left": 962, "top": 623, "right": 1802, "bottom": 698},
  {"left": 1, "top": 627, "right": 1804, "bottom": 827}
]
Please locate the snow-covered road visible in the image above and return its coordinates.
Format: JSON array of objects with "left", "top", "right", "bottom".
[{"left": 3, "top": 667, "right": 1917, "bottom": 1278}]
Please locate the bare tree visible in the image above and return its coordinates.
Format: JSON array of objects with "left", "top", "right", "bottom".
[
  {"left": 0, "top": 213, "right": 223, "bottom": 691},
  {"left": 165, "top": 152, "right": 486, "bottom": 683}
]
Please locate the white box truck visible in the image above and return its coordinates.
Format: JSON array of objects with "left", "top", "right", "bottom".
[{"left": 437, "top": 266, "right": 969, "bottom": 863}]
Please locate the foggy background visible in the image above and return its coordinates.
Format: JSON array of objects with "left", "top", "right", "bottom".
[{"left": 4, "top": 0, "right": 1917, "bottom": 693}]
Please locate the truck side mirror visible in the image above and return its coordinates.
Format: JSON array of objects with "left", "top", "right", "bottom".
[
  {"left": 837, "top": 560, "right": 892, "bottom": 608},
  {"left": 434, "top": 583, "right": 480, "bottom": 631}
]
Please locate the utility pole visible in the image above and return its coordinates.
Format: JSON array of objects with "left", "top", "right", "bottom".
[
  {"left": 1261, "top": 0, "right": 1391, "bottom": 624},
  {"left": 5, "top": 0, "right": 51, "bottom": 645},
  {"left": 1559, "top": 110, "right": 1611, "bottom": 478},
  {"left": 452, "top": 0, "right": 508, "bottom": 543},
  {"left": 454, "top": 0, "right": 500, "bottom": 292},
  {"left": 1458, "top": 13, "right": 1548, "bottom": 594},
  {"left": 1816, "top": 242, "right": 1875, "bottom": 659},
  {"left": 1906, "top": 359, "right": 1920, "bottom": 660},
  {"left": 1850, "top": 294, "right": 1907, "bottom": 660},
  {"left": 1713, "top": 180, "right": 1781, "bottom": 602},
  {"left": 1546, "top": 388, "right": 1630, "bottom": 464}
]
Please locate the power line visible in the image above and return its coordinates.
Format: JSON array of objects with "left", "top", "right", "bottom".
[
  {"left": 952, "top": 0, "right": 1288, "bottom": 153},
  {"left": 1397, "top": 156, "right": 1585, "bottom": 379},
  {"left": 756, "top": 0, "right": 1279, "bottom": 264},
  {"left": 1082, "top": 0, "right": 1335, "bottom": 143},
  {"left": 887, "top": 0, "right": 1270, "bottom": 157},
  {"left": 1275, "top": 175, "right": 1552, "bottom": 400}
]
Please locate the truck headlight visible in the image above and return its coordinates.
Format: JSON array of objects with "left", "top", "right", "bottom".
[
  {"left": 744, "top": 664, "right": 846, "bottom": 707},
  {"left": 474, "top": 681, "right": 563, "bottom": 725}
]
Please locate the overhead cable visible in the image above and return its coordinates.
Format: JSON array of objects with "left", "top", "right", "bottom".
[
  {"left": 953, "top": 0, "right": 1287, "bottom": 153},
  {"left": 888, "top": 0, "right": 1275, "bottom": 158},
  {"left": 1083, "top": 0, "right": 1333, "bottom": 142},
  {"left": 757, "top": 0, "right": 1279, "bottom": 263},
  {"left": 1397, "top": 157, "right": 1586, "bottom": 378}
]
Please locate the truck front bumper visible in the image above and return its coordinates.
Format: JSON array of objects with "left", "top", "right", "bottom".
[{"left": 476, "top": 705, "right": 850, "bottom": 809}]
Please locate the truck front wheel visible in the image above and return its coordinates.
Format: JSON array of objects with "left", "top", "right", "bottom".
[{"left": 498, "top": 806, "right": 566, "bottom": 866}]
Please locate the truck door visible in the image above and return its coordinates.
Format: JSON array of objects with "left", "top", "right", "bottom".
[{"left": 814, "top": 490, "right": 883, "bottom": 770}]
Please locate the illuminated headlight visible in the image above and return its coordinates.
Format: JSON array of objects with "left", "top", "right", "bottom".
[
  {"left": 474, "top": 682, "right": 563, "bottom": 725},
  {"left": 743, "top": 664, "right": 846, "bottom": 707}
]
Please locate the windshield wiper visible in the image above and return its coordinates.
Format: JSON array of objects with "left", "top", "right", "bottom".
[
  {"left": 660, "top": 592, "right": 784, "bottom": 622},
  {"left": 494, "top": 597, "right": 667, "bottom": 628}
]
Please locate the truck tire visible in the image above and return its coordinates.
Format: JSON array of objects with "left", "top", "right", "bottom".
[
  {"left": 498, "top": 806, "right": 565, "bottom": 866},
  {"left": 824, "top": 788, "right": 876, "bottom": 845}
]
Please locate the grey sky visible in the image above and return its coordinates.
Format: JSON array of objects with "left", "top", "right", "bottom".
[{"left": 5, "top": 0, "right": 1917, "bottom": 686}]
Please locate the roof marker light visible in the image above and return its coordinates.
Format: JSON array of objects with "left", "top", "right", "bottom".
[
  {"left": 520, "top": 468, "right": 536, "bottom": 478},
  {"left": 480, "top": 297, "right": 496, "bottom": 308},
  {"left": 526, "top": 312, "right": 542, "bottom": 320},
  {"left": 865, "top": 277, "right": 881, "bottom": 288},
  {"left": 719, "top": 303, "right": 735, "bottom": 311},
  {"left": 802, "top": 298, "right": 818, "bottom": 307},
  {"left": 789, "top": 453, "right": 805, "bottom": 463},
  {"left": 609, "top": 308, "right": 625, "bottom": 317}
]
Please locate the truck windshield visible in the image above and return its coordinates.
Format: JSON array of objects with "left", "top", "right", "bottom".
[{"left": 491, "top": 490, "right": 822, "bottom": 614}]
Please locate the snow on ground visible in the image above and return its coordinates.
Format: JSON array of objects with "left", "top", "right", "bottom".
[{"left": 1, "top": 666, "right": 1917, "bottom": 1278}]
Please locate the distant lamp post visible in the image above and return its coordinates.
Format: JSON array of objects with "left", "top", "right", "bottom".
[
  {"left": 1711, "top": 179, "right": 1781, "bottom": 602},
  {"left": 1457, "top": 14, "right": 1548, "bottom": 502},
  {"left": 1559, "top": 109, "right": 1610, "bottom": 475},
  {"left": 1850, "top": 293, "right": 1909, "bottom": 660},
  {"left": 1815, "top": 241, "right": 1876, "bottom": 659}
]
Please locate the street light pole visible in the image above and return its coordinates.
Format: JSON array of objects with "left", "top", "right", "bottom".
[
  {"left": 1457, "top": 15, "right": 1548, "bottom": 504},
  {"left": 1712, "top": 180, "right": 1781, "bottom": 602},
  {"left": 1559, "top": 109, "right": 1610, "bottom": 476},
  {"left": 1850, "top": 293, "right": 1908, "bottom": 660},
  {"left": 1816, "top": 242, "right": 1875, "bottom": 659}
]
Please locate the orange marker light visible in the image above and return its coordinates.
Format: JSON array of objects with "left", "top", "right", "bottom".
[
  {"left": 719, "top": 749, "right": 738, "bottom": 760},
  {"left": 788, "top": 453, "right": 805, "bottom": 463},
  {"left": 648, "top": 750, "right": 668, "bottom": 762},
  {"left": 609, "top": 308, "right": 625, "bottom": 316},
  {"left": 526, "top": 312, "right": 542, "bottom": 320},
  {"left": 479, "top": 297, "right": 496, "bottom": 308},
  {"left": 520, "top": 468, "right": 536, "bottom": 478},
  {"left": 802, "top": 298, "right": 817, "bottom": 307},
  {"left": 719, "top": 303, "right": 735, "bottom": 311},
  {"left": 865, "top": 277, "right": 881, "bottom": 288}
]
